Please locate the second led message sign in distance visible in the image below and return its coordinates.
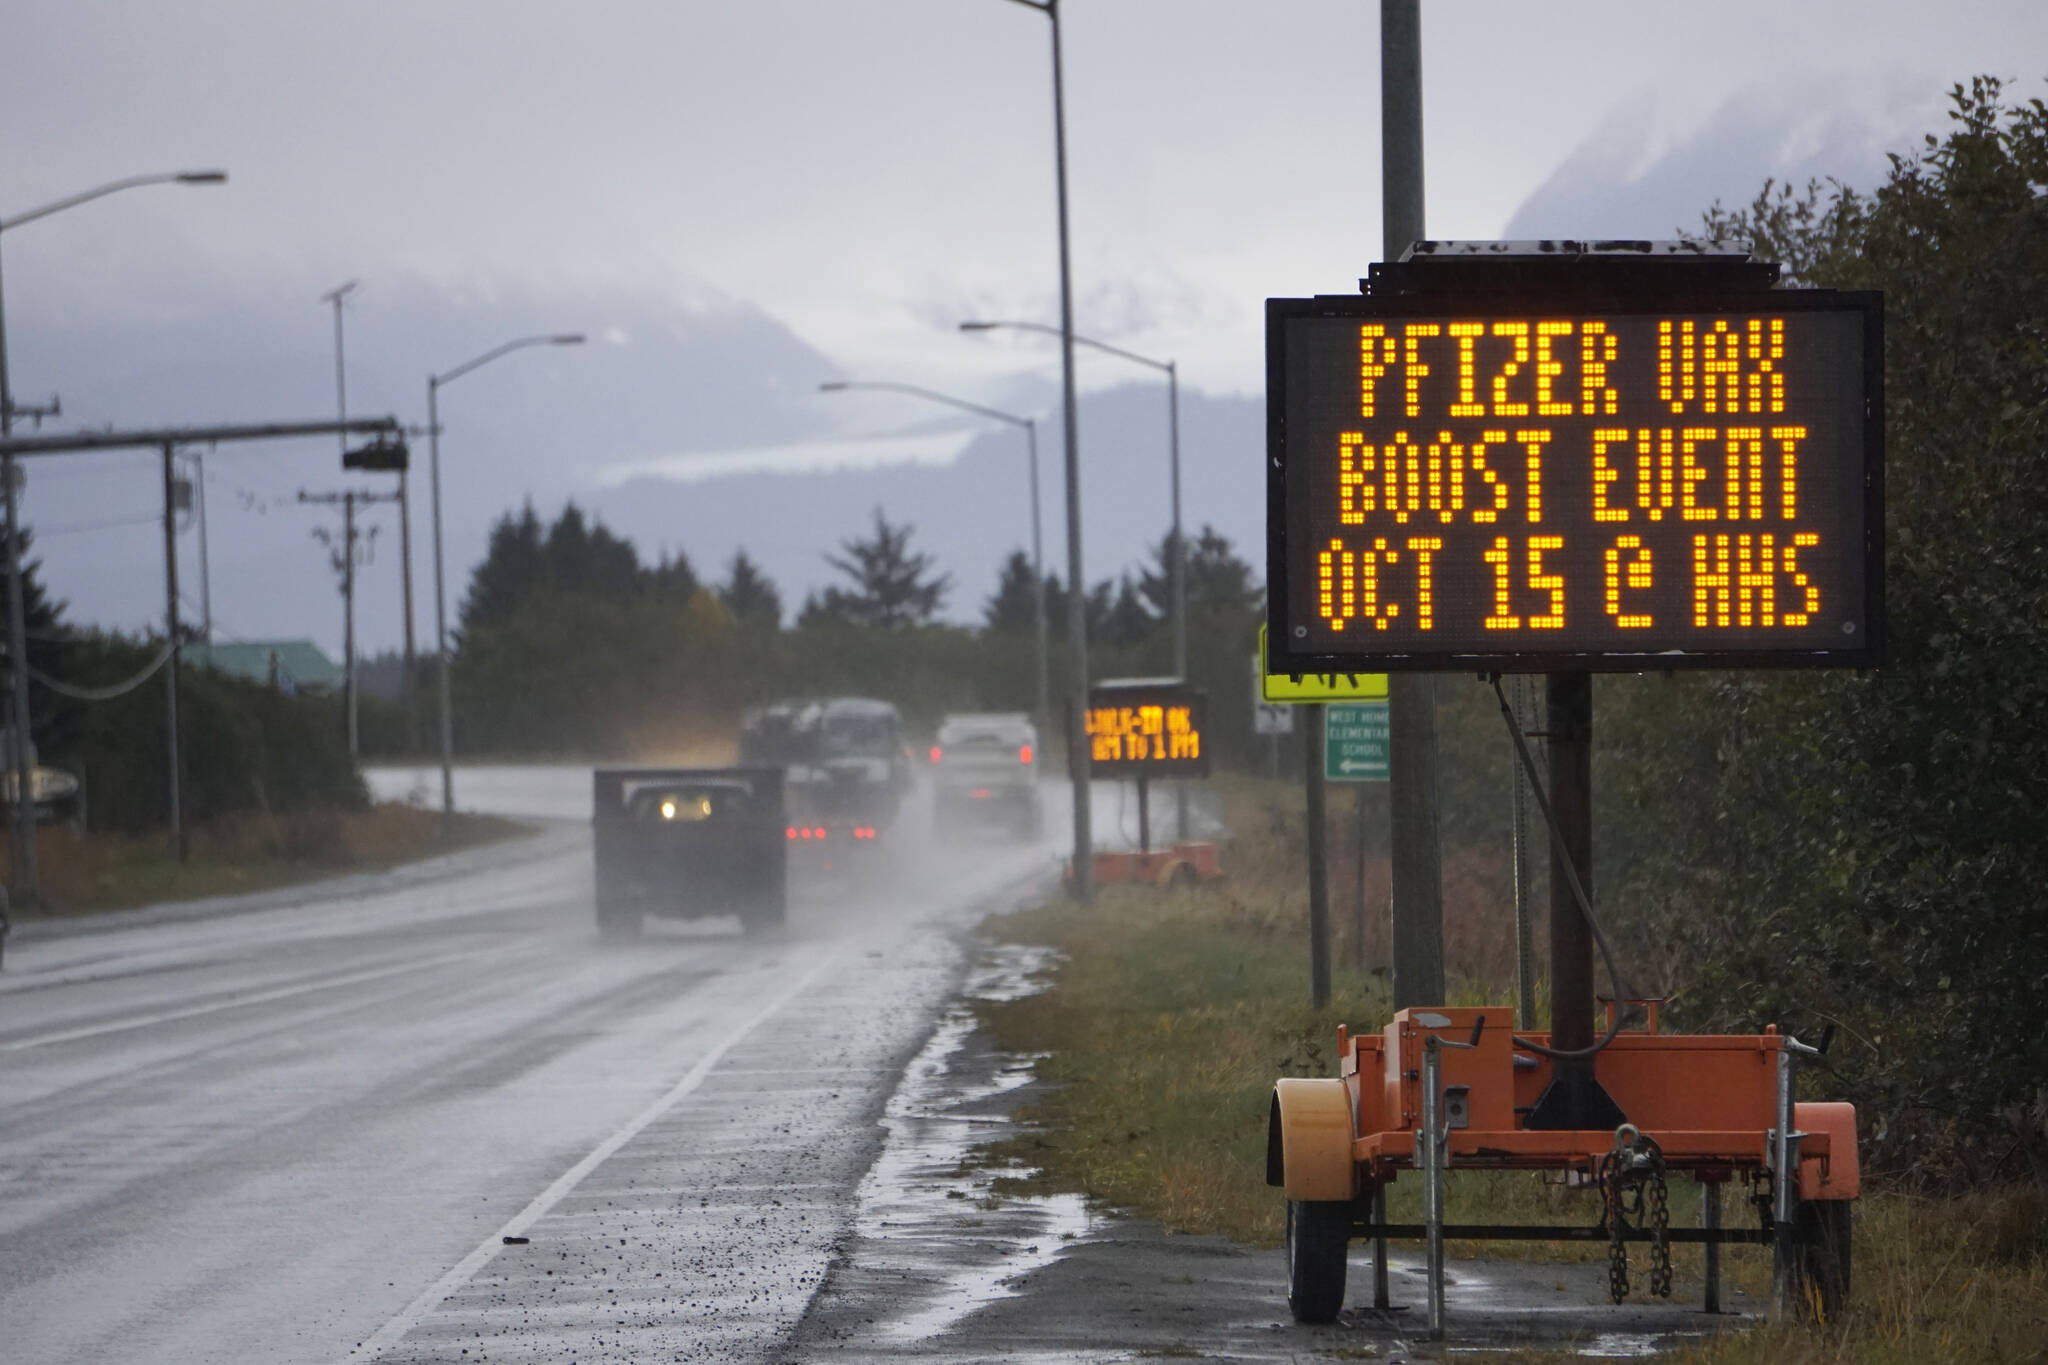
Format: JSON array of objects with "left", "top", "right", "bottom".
[
  {"left": 1267, "top": 292, "right": 1882, "bottom": 672},
  {"left": 1085, "top": 681, "right": 1210, "bottom": 780}
]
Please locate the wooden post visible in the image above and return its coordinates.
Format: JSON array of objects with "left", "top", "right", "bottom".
[{"left": 1306, "top": 703, "right": 1330, "bottom": 1007}]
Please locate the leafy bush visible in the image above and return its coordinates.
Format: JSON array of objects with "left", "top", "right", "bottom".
[
  {"left": 1594, "top": 80, "right": 2048, "bottom": 1180},
  {"left": 48, "top": 634, "right": 365, "bottom": 835}
]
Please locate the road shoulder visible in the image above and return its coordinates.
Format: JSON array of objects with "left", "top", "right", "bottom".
[{"left": 7, "top": 817, "right": 560, "bottom": 945}]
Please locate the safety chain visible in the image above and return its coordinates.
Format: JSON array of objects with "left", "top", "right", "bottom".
[
  {"left": 1600, "top": 1149, "right": 1630, "bottom": 1304},
  {"left": 1599, "top": 1127, "right": 1673, "bottom": 1304},
  {"left": 1605, "top": 1170, "right": 1630, "bottom": 1302},
  {"left": 1645, "top": 1143, "right": 1673, "bottom": 1299}
]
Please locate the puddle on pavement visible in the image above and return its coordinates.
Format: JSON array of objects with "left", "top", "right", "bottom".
[
  {"left": 847, "top": 940, "right": 1092, "bottom": 1344},
  {"left": 1427, "top": 1258, "right": 1732, "bottom": 1358}
]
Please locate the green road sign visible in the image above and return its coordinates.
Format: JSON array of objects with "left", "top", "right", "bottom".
[{"left": 1325, "top": 701, "right": 1389, "bottom": 782}]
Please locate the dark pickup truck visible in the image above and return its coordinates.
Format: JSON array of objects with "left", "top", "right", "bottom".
[
  {"left": 738, "top": 698, "right": 912, "bottom": 851},
  {"left": 591, "top": 767, "right": 787, "bottom": 937}
]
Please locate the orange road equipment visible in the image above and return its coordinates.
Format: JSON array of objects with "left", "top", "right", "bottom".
[{"left": 1267, "top": 1004, "right": 1857, "bottom": 1332}]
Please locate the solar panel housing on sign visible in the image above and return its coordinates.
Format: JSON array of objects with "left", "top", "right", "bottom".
[{"left": 1266, "top": 244, "right": 1883, "bottom": 675}]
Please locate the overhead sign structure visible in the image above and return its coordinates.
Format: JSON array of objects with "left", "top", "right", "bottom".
[
  {"left": 1085, "top": 679, "right": 1210, "bottom": 780},
  {"left": 1258, "top": 624, "right": 1387, "bottom": 703},
  {"left": 1325, "top": 701, "right": 1389, "bottom": 782},
  {"left": 1266, "top": 281, "right": 1884, "bottom": 674}
]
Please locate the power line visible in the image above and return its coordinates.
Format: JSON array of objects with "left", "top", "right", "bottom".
[
  {"left": 36, "top": 510, "right": 161, "bottom": 537},
  {"left": 29, "top": 640, "right": 175, "bottom": 701}
]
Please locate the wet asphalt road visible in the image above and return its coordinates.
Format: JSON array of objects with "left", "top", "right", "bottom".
[
  {"left": 1, "top": 765, "right": 1753, "bottom": 1362},
  {"left": 0, "top": 766, "right": 1067, "bottom": 1363}
]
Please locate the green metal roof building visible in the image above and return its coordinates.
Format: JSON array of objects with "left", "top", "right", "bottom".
[{"left": 185, "top": 640, "right": 344, "bottom": 694}]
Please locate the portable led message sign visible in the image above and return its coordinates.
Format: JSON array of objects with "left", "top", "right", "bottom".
[
  {"left": 1266, "top": 267, "right": 1883, "bottom": 674},
  {"left": 1085, "top": 679, "right": 1210, "bottom": 779}
]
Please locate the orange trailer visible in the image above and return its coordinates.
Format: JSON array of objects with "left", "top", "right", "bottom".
[{"left": 1267, "top": 1003, "right": 1857, "bottom": 1333}]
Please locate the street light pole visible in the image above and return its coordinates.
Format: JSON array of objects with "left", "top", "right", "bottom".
[
  {"left": 427, "top": 333, "right": 585, "bottom": 816},
  {"left": 0, "top": 168, "right": 225, "bottom": 902},
  {"left": 958, "top": 319, "right": 1185, "bottom": 680},
  {"left": 1000, "top": 0, "right": 1092, "bottom": 901},
  {"left": 321, "top": 281, "right": 359, "bottom": 458},
  {"left": 817, "top": 381, "right": 1050, "bottom": 749}
]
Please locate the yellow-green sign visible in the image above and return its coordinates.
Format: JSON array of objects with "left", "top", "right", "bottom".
[{"left": 1258, "top": 625, "right": 1388, "bottom": 703}]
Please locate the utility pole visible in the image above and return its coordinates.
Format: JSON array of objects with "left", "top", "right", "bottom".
[
  {"left": 398, "top": 465, "right": 417, "bottom": 751},
  {"left": 0, "top": 242, "right": 40, "bottom": 900},
  {"left": 1306, "top": 705, "right": 1331, "bottom": 1008},
  {"left": 161, "top": 445, "right": 185, "bottom": 860},
  {"left": 300, "top": 487, "right": 398, "bottom": 760},
  {"left": 183, "top": 451, "right": 213, "bottom": 642},
  {"left": 1381, "top": 0, "right": 1445, "bottom": 1010}
]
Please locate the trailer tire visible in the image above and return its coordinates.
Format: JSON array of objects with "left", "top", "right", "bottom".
[
  {"left": 1286, "top": 1199, "right": 1349, "bottom": 1324},
  {"left": 1791, "top": 1198, "right": 1852, "bottom": 1321},
  {"left": 742, "top": 896, "right": 786, "bottom": 938}
]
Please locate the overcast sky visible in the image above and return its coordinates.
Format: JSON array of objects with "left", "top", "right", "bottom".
[{"left": 2, "top": 0, "right": 2043, "bottom": 655}]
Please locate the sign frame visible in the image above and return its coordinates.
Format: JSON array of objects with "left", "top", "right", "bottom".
[
  {"left": 1084, "top": 678, "right": 1212, "bottom": 780},
  {"left": 1266, "top": 282, "right": 1885, "bottom": 676}
]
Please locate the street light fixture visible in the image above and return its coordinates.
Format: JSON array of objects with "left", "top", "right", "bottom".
[
  {"left": 818, "top": 380, "right": 1050, "bottom": 750},
  {"left": 0, "top": 168, "right": 227, "bottom": 903},
  {"left": 426, "top": 333, "right": 585, "bottom": 816},
  {"left": 959, "top": 319, "right": 1185, "bottom": 681},
  {"left": 995, "top": 0, "right": 1093, "bottom": 901}
]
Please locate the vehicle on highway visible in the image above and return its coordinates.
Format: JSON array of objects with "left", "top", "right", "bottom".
[
  {"left": 929, "top": 712, "right": 1041, "bottom": 840},
  {"left": 591, "top": 766, "right": 787, "bottom": 937},
  {"left": 738, "top": 697, "right": 913, "bottom": 853}
]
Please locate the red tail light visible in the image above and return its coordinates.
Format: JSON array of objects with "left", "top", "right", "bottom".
[
  {"left": 929, "top": 746, "right": 943, "bottom": 764},
  {"left": 971, "top": 787, "right": 991, "bottom": 799},
  {"left": 1019, "top": 745, "right": 1033, "bottom": 765},
  {"left": 786, "top": 826, "right": 798, "bottom": 840}
]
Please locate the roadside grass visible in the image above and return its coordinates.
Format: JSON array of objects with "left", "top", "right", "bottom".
[
  {"left": 5, "top": 803, "right": 528, "bottom": 917},
  {"left": 977, "top": 772, "right": 2048, "bottom": 1362}
]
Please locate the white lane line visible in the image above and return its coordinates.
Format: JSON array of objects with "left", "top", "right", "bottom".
[
  {"left": 341, "top": 947, "right": 839, "bottom": 1362},
  {"left": 0, "top": 951, "right": 497, "bottom": 1053}
]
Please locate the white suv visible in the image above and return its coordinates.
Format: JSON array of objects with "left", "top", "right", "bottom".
[{"left": 929, "top": 713, "right": 1042, "bottom": 841}]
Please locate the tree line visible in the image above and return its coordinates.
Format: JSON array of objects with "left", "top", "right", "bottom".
[
  {"left": 1582, "top": 80, "right": 2048, "bottom": 1181},
  {"left": 436, "top": 498, "right": 1266, "bottom": 762}
]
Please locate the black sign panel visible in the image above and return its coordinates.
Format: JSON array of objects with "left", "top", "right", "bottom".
[
  {"left": 1267, "top": 290, "right": 1883, "bottom": 673},
  {"left": 1084, "top": 680, "right": 1209, "bottom": 779}
]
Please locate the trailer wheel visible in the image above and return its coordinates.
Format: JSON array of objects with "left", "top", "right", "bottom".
[
  {"left": 596, "top": 901, "right": 641, "bottom": 940},
  {"left": 1286, "top": 1199, "right": 1349, "bottom": 1323},
  {"left": 1791, "top": 1199, "right": 1852, "bottom": 1320}
]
